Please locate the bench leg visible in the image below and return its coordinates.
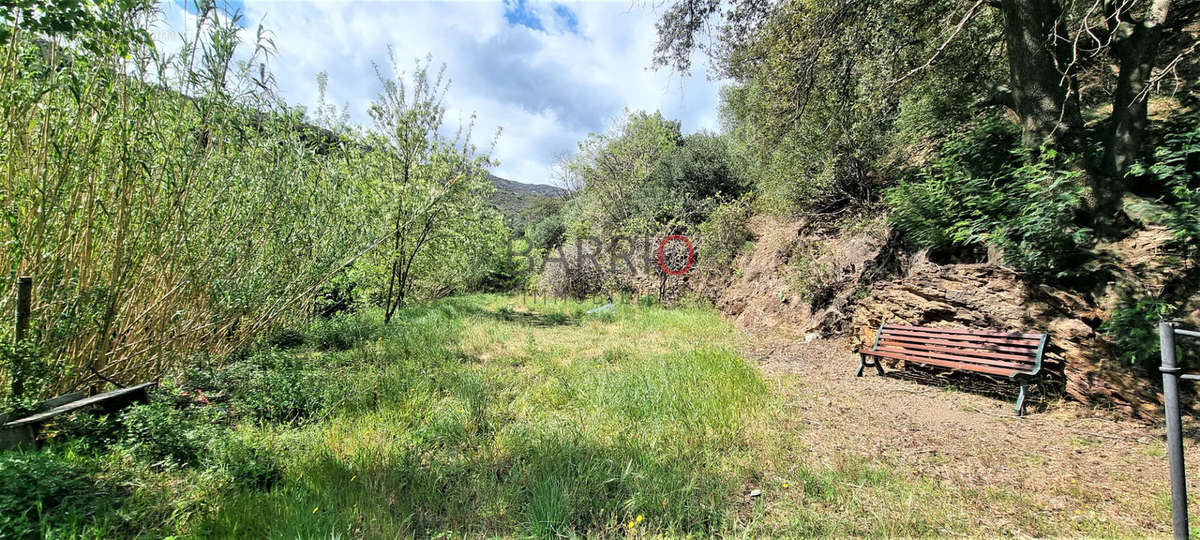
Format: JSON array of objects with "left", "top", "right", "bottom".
[
  {"left": 1014, "top": 384, "right": 1028, "bottom": 416},
  {"left": 856, "top": 354, "right": 884, "bottom": 377}
]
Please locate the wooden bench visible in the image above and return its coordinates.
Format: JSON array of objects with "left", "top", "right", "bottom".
[{"left": 855, "top": 323, "right": 1048, "bottom": 415}]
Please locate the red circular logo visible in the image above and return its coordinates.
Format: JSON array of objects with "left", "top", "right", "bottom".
[{"left": 657, "top": 235, "right": 694, "bottom": 275}]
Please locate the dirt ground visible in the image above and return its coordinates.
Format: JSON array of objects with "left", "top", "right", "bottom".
[{"left": 743, "top": 332, "right": 1198, "bottom": 536}]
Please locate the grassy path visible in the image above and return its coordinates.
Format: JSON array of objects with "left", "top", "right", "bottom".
[
  {"left": 200, "top": 295, "right": 770, "bottom": 537},
  {"left": 5, "top": 294, "right": 1182, "bottom": 537}
]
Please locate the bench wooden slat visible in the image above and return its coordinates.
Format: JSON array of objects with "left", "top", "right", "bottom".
[
  {"left": 876, "top": 338, "right": 1037, "bottom": 364},
  {"left": 874, "top": 343, "right": 1035, "bottom": 371},
  {"left": 882, "top": 327, "right": 1042, "bottom": 347},
  {"left": 864, "top": 348, "right": 1021, "bottom": 377},
  {"left": 882, "top": 324, "right": 1044, "bottom": 340},
  {"left": 880, "top": 328, "right": 1042, "bottom": 347},
  {"left": 879, "top": 333, "right": 1041, "bottom": 355},
  {"left": 876, "top": 344, "right": 1037, "bottom": 372}
]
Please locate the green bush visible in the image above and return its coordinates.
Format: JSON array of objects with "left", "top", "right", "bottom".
[
  {"left": 119, "top": 392, "right": 226, "bottom": 466},
  {"left": 0, "top": 451, "right": 104, "bottom": 538},
  {"left": 1128, "top": 115, "right": 1200, "bottom": 258},
  {"left": 313, "top": 272, "right": 360, "bottom": 318},
  {"left": 234, "top": 360, "right": 331, "bottom": 424},
  {"left": 787, "top": 240, "right": 837, "bottom": 306},
  {"left": 1101, "top": 293, "right": 1179, "bottom": 367},
  {"left": 527, "top": 213, "right": 566, "bottom": 252},
  {"left": 477, "top": 241, "right": 530, "bottom": 292},
  {"left": 697, "top": 197, "right": 754, "bottom": 271},
  {"left": 186, "top": 350, "right": 337, "bottom": 425},
  {"left": 45, "top": 411, "right": 122, "bottom": 453},
  {"left": 635, "top": 132, "right": 749, "bottom": 225},
  {"left": 0, "top": 340, "right": 53, "bottom": 410},
  {"left": 265, "top": 327, "right": 306, "bottom": 350},
  {"left": 722, "top": 81, "right": 891, "bottom": 217},
  {"left": 886, "top": 117, "right": 1092, "bottom": 278}
]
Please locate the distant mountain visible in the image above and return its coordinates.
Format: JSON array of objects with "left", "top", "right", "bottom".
[
  {"left": 488, "top": 174, "right": 568, "bottom": 230},
  {"left": 489, "top": 174, "right": 566, "bottom": 199}
]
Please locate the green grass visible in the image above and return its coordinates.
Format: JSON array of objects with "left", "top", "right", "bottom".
[
  {"left": 0, "top": 295, "right": 1169, "bottom": 538},
  {"left": 194, "top": 296, "right": 766, "bottom": 537}
]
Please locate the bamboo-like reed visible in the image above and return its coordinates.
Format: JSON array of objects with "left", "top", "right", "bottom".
[{"left": 0, "top": 4, "right": 389, "bottom": 397}]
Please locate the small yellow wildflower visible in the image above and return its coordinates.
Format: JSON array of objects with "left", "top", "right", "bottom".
[
  {"left": 782, "top": 482, "right": 789, "bottom": 488},
  {"left": 627, "top": 521, "right": 636, "bottom": 529},
  {"left": 636, "top": 515, "right": 643, "bottom": 523}
]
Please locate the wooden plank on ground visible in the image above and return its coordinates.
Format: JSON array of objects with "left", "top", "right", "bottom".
[{"left": 3, "top": 383, "right": 154, "bottom": 428}]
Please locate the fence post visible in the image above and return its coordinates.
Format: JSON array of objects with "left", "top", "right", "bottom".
[
  {"left": 15, "top": 277, "right": 31, "bottom": 342},
  {"left": 12, "top": 276, "right": 32, "bottom": 399},
  {"left": 1161, "top": 320, "right": 1189, "bottom": 540}
]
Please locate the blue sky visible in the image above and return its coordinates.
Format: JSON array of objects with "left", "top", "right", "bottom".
[{"left": 154, "top": 0, "right": 723, "bottom": 186}]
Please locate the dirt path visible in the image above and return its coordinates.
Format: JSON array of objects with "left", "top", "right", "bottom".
[{"left": 744, "top": 333, "right": 1198, "bottom": 536}]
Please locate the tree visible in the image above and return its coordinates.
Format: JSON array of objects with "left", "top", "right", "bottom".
[
  {"left": 566, "top": 111, "right": 682, "bottom": 236},
  {"left": 1101, "top": 0, "right": 1176, "bottom": 178},
  {"left": 653, "top": 0, "right": 1197, "bottom": 223},
  {"left": 637, "top": 132, "right": 748, "bottom": 224},
  {"left": 366, "top": 53, "right": 500, "bottom": 322},
  {"left": 997, "top": 0, "right": 1083, "bottom": 150}
]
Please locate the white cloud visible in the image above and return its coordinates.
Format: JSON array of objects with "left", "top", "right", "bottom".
[{"left": 154, "top": 0, "right": 725, "bottom": 185}]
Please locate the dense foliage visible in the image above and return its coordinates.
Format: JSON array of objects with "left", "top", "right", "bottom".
[
  {"left": 534, "top": 112, "right": 748, "bottom": 288},
  {"left": 692, "top": 0, "right": 1005, "bottom": 216},
  {"left": 1103, "top": 116, "right": 1200, "bottom": 364},
  {"left": 0, "top": 1, "right": 506, "bottom": 402},
  {"left": 1127, "top": 114, "right": 1200, "bottom": 256},
  {"left": 885, "top": 118, "right": 1093, "bottom": 277}
]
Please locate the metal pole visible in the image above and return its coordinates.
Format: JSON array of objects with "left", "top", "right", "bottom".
[{"left": 1161, "top": 320, "right": 1189, "bottom": 540}]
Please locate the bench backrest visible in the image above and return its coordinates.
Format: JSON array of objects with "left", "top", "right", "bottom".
[{"left": 871, "top": 324, "right": 1047, "bottom": 377}]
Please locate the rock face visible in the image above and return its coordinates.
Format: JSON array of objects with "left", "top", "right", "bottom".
[
  {"left": 851, "top": 263, "right": 1164, "bottom": 418},
  {"left": 707, "top": 214, "right": 894, "bottom": 339}
]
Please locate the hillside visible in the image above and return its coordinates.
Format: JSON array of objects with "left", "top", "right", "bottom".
[
  {"left": 489, "top": 174, "right": 565, "bottom": 198},
  {"left": 488, "top": 173, "right": 567, "bottom": 230}
]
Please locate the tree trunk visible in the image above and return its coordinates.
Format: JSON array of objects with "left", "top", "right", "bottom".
[
  {"left": 1102, "top": 0, "right": 1171, "bottom": 179},
  {"left": 999, "top": 0, "right": 1084, "bottom": 150}
]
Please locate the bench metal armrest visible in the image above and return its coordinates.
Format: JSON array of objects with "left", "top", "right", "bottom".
[
  {"left": 1028, "top": 333, "right": 1048, "bottom": 377},
  {"left": 868, "top": 322, "right": 885, "bottom": 351}
]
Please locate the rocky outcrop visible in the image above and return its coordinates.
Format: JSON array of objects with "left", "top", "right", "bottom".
[
  {"left": 709, "top": 214, "right": 895, "bottom": 339},
  {"left": 851, "top": 263, "right": 1164, "bottom": 418}
]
